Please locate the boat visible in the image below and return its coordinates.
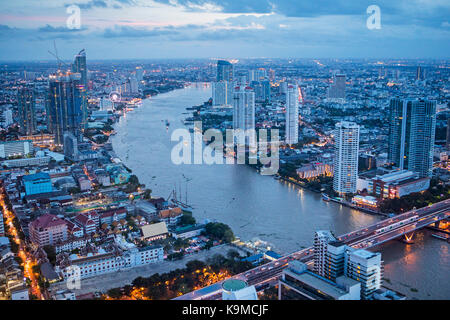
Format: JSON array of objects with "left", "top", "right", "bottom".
[
  {"left": 431, "top": 234, "right": 448, "bottom": 241},
  {"left": 322, "top": 193, "right": 331, "bottom": 201}
]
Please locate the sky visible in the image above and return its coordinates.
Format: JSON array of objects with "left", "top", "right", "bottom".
[{"left": 0, "top": 0, "right": 449, "bottom": 61}]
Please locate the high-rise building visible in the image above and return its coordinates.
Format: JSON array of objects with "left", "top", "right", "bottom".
[
  {"left": 416, "top": 66, "right": 425, "bottom": 81},
  {"left": 217, "top": 60, "right": 234, "bottom": 82},
  {"left": 345, "top": 249, "right": 383, "bottom": 300},
  {"left": 327, "top": 74, "right": 346, "bottom": 102},
  {"left": 72, "top": 49, "right": 87, "bottom": 87},
  {"left": 64, "top": 132, "right": 79, "bottom": 161},
  {"left": 72, "top": 49, "right": 88, "bottom": 129},
  {"left": 17, "top": 87, "right": 36, "bottom": 135},
  {"left": 212, "top": 81, "right": 233, "bottom": 106},
  {"left": 47, "top": 72, "right": 83, "bottom": 145},
  {"left": 135, "top": 66, "right": 144, "bottom": 81},
  {"left": 285, "top": 85, "right": 299, "bottom": 145},
  {"left": 388, "top": 99, "right": 436, "bottom": 178},
  {"left": 233, "top": 86, "right": 256, "bottom": 148},
  {"left": 313, "top": 230, "right": 336, "bottom": 277},
  {"left": 333, "top": 121, "right": 360, "bottom": 194}
]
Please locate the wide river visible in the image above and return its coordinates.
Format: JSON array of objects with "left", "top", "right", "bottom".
[{"left": 112, "top": 84, "right": 449, "bottom": 299}]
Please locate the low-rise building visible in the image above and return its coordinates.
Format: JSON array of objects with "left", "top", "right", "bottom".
[
  {"left": 29, "top": 214, "right": 68, "bottom": 247},
  {"left": 140, "top": 222, "right": 169, "bottom": 242}
]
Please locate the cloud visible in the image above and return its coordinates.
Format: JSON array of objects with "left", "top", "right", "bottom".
[
  {"left": 38, "top": 24, "right": 88, "bottom": 33},
  {"left": 102, "top": 25, "right": 179, "bottom": 38}
]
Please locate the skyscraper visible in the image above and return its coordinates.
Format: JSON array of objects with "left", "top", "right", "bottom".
[
  {"left": 285, "top": 85, "right": 299, "bottom": 145},
  {"left": 47, "top": 72, "right": 83, "bottom": 145},
  {"left": 333, "top": 121, "right": 360, "bottom": 194},
  {"left": 388, "top": 99, "right": 436, "bottom": 178},
  {"left": 17, "top": 86, "right": 36, "bottom": 135},
  {"left": 233, "top": 86, "right": 255, "bottom": 148},
  {"left": 212, "top": 81, "right": 233, "bottom": 106},
  {"left": 217, "top": 60, "right": 234, "bottom": 82},
  {"left": 327, "top": 74, "right": 346, "bottom": 102},
  {"left": 72, "top": 49, "right": 87, "bottom": 87},
  {"left": 72, "top": 49, "right": 88, "bottom": 129}
]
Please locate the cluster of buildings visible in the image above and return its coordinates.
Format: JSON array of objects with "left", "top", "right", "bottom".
[{"left": 278, "top": 231, "right": 405, "bottom": 300}]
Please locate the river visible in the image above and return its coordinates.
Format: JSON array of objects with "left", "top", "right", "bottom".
[{"left": 111, "top": 84, "right": 449, "bottom": 300}]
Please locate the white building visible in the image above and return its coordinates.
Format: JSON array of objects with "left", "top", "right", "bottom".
[
  {"left": 56, "top": 245, "right": 164, "bottom": 280},
  {"left": 212, "top": 81, "right": 233, "bottom": 107},
  {"left": 345, "top": 248, "right": 383, "bottom": 300},
  {"left": 233, "top": 86, "right": 256, "bottom": 148},
  {"left": 222, "top": 279, "right": 258, "bottom": 300},
  {"left": 333, "top": 121, "right": 360, "bottom": 194},
  {"left": 285, "top": 85, "right": 299, "bottom": 145},
  {"left": 0, "top": 140, "right": 34, "bottom": 159},
  {"left": 313, "top": 230, "right": 336, "bottom": 277}
]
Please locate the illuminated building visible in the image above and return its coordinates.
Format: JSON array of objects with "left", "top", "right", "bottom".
[
  {"left": 278, "top": 261, "right": 361, "bottom": 300},
  {"left": 17, "top": 86, "right": 36, "bottom": 135},
  {"left": 212, "top": 80, "right": 233, "bottom": 106},
  {"left": 0, "top": 140, "right": 33, "bottom": 159},
  {"left": 47, "top": 72, "right": 83, "bottom": 145},
  {"left": 345, "top": 249, "right": 383, "bottom": 300},
  {"left": 333, "top": 121, "right": 360, "bottom": 194},
  {"left": 285, "top": 84, "right": 299, "bottom": 145},
  {"left": 388, "top": 99, "right": 436, "bottom": 178}
]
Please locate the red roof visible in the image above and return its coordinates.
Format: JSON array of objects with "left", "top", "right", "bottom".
[
  {"left": 30, "top": 214, "right": 67, "bottom": 230},
  {"left": 74, "top": 214, "right": 96, "bottom": 226}
]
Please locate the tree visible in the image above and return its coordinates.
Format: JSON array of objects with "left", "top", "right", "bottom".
[
  {"left": 204, "top": 222, "right": 235, "bottom": 243},
  {"left": 185, "top": 260, "right": 206, "bottom": 273},
  {"left": 142, "top": 189, "right": 152, "bottom": 200},
  {"left": 179, "top": 213, "right": 196, "bottom": 226}
]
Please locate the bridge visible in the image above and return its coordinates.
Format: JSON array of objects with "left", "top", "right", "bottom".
[{"left": 174, "top": 199, "right": 450, "bottom": 300}]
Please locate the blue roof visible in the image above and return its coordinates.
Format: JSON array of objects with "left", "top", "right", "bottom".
[
  {"left": 242, "top": 254, "right": 264, "bottom": 262},
  {"left": 265, "top": 250, "right": 282, "bottom": 259},
  {"left": 22, "top": 172, "right": 51, "bottom": 181}
]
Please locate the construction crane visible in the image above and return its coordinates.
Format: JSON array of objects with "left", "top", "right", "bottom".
[{"left": 48, "top": 40, "right": 69, "bottom": 72}]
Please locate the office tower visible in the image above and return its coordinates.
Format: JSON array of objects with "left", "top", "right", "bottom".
[
  {"left": 212, "top": 81, "right": 233, "bottom": 106},
  {"left": 72, "top": 49, "right": 88, "bottom": 129},
  {"left": 64, "top": 132, "right": 79, "bottom": 161},
  {"left": 17, "top": 87, "right": 36, "bottom": 135},
  {"left": 327, "top": 74, "right": 346, "bottom": 102},
  {"left": 280, "top": 81, "right": 288, "bottom": 94},
  {"left": 233, "top": 86, "right": 255, "bottom": 148},
  {"left": 268, "top": 69, "right": 275, "bottom": 81},
  {"left": 285, "top": 85, "right": 299, "bottom": 145},
  {"left": 345, "top": 249, "right": 383, "bottom": 300},
  {"left": 47, "top": 72, "right": 83, "bottom": 145},
  {"left": 250, "top": 80, "right": 271, "bottom": 103},
  {"left": 313, "top": 230, "right": 336, "bottom": 277},
  {"left": 388, "top": 99, "right": 436, "bottom": 178},
  {"left": 333, "top": 121, "right": 360, "bottom": 194},
  {"left": 217, "top": 60, "right": 234, "bottom": 82}
]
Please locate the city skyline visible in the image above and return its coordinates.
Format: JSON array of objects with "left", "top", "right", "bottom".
[{"left": 0, "top": 0, "right": 449, "bottom": 61}]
